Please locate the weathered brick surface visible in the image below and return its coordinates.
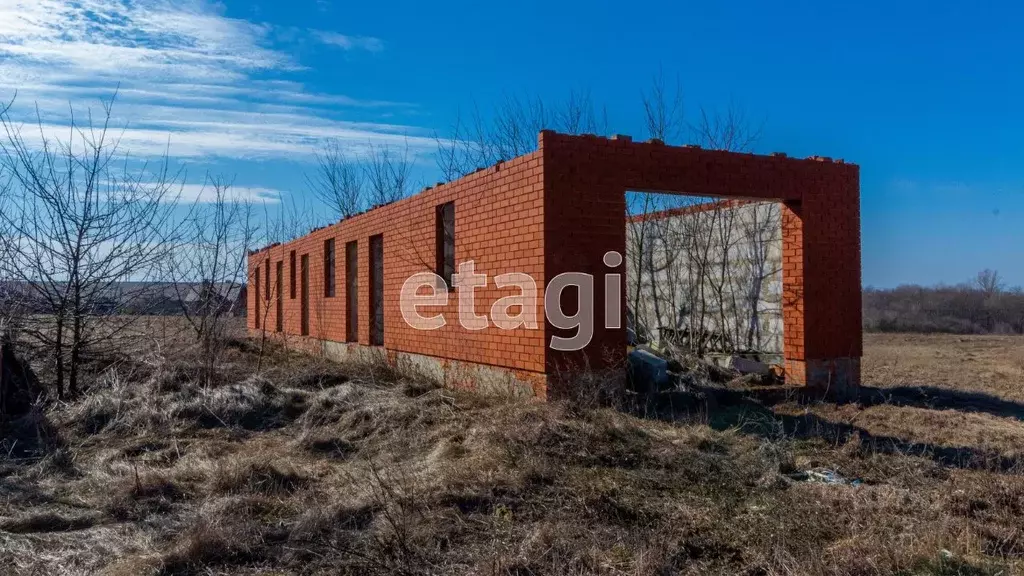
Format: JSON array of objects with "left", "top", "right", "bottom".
[
  {"left": 250, "top": 132, "right": 862, "bottom": 396},
  {"left": 539, "top": 131, "right": 861, "bottom": 392},
  {"left": 248, "top": 151, "right": 547, "bottom": 376}
]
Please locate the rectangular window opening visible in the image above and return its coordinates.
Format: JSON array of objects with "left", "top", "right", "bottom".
[
  {"left": 254, "top": 263, "right": 261, "bottom": 329},
  {"left": 300, "top": 254, "right": 309, "bottom": 336},
  {"left": 435, "top": 202, "right": 455, "bottom": 289},
  {"left": 369, "top": 234, "right": 384, "bottom": 346},
  {"left": 324, "top": 239, "right": 336, "bottom": 297},
  {"left": 345, "top": 241, "right": 358, "bottom": 342},
  {"left": 275, "top": 261, "right": 283, "bottom": 332},
  {"left": 264, "top": 258, "right": 270, "bottom": 301},
  {"left": 289, "top": 250, "right": 296, "bottom": 299}
]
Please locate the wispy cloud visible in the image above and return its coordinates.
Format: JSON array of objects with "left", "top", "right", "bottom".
[
  {"left": 175, "top": 183, "right": 286, "bottom": 203},
  {"left": 0, "top": 0, "right": 428, "bottom": 163},
  {"left": 312, "top": 31, "right": 384, "bottom": 52}
]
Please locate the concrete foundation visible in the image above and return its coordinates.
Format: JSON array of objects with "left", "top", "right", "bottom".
[
  {"left": 786, "top": 357, "right": 861, "bottom": 401},
  {"left": 258, "top": 330, "right": 546, "bottom": 399}
]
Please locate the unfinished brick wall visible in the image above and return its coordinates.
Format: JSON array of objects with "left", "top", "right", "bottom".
[
  {"left": 248, "top": 151, "right": 549, "bottom": 394},
  {"left": 540, "top": 131, "right": 861, "bottom": 394},
  {"left": 250, "top": 132, "right": 862, "bottom": 397}
]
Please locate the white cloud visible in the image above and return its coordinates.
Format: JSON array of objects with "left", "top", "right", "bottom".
[
  {"left": 176, "top": 183, "right": 285, "bottom": 203},
  {"left": 0, "top": 0, "right": 427, "bottom": 162},
  {"left": 313, "top": 31, "right": 384, "bottom": 52}
]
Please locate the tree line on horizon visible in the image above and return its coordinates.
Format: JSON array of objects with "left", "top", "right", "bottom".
[{"left": 863, "top": 269, "right": 1024, "bottom": 335}]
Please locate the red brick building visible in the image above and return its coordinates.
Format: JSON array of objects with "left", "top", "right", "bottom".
[{"left": 248, "top": 131, "right": 861, "bottom": 398}]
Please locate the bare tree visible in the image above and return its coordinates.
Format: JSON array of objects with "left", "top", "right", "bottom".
[
  {"left": 976, "top": 269, "right": 1003, "bottom": 296},
  {"left": 625, "top": 192, "right": 666, "bottom": 341},
  {"left": 738, "top": 202, "right": 782, "bottom": 351},
  {"left": 627, "top": 69, "right": 686, "bottom": 342},
  {"left": 249, "top": 191, "right": 316, "bottom": 371},
  {"left": 166, "top": 176, "right": 257, "bottom": 382},
  {"left": 555, "top": 88, "right": 603, "bottom": 137},
  {"left": 365, "top": 140, "right": 412, "bottom": 207},
  {"left": 491, "top": 94, "right": 548, "bottom": 161},
  {"left": 435, "top": 90, "right": 607, "bottom": 181},
  {"left": 307, "top": 138, "right": 365, "bottom": 219},
  {"left": 0, "top": 169, "right": 33, "bottom": 421},
  {"left": 626, "top": 82, "right": 780, "bottom": 357},
  {"left": 641, "top": 68, "right": 685, "bottom": 144},
  {"left": 691, "top": 102, "right": 763, "bottom": 152},
  {"left": 0, "top": 158, "right": 17, "bottom": 332},
  {"left": 974, "top": 269, "right": 1005, "bottom": 332},
  {"left": 0, "top": 93, "right": 181, "bottom": 398},
  {"left": 434, "top": 112, "right": 474, "bottom": 182}
]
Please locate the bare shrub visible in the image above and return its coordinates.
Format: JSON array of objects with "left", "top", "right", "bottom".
[
  {"left": 0, "top": 92, "right": 181, "bottom": 399},
  {"left": 548, "top": 350, "right": 629, "bottom": 412},
  {"left": 342, "top": 462, "right": 435, "bottom": 575},
  {"left": 165, "top": 176, "right": 257, "bottom": 385}
]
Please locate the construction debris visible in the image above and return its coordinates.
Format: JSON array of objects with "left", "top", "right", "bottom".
[
  {"left": 627, "top": 348, "right": 669, "bottom": 392},
  {"left": 787, "top": 467, "right": 863, "bottom": 487},
  {"left": 729, "top": 356, "right": 771, "bottom": 375}
]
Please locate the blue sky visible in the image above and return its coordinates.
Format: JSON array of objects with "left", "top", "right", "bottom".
[{"left": 1, "top": 0, "right": 1021, "bottom": 287}]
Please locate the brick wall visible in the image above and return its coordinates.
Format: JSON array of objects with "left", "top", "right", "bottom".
[
  {"left": 250, "top": 132, "right": 862, "bottom": 396},
  {"left": 539, "top": 132, "right": 861, "bottom": 393},
  {"left": 248, "top": 151, "right": 548, "bottom": 388}
]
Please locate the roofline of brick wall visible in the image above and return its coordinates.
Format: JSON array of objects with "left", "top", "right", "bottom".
[
  {"left": 251, "top": 130, "right": 856, "bottom": 256},
  {"left": 249, "top": 149, "right": 544, "bottom": 256}
]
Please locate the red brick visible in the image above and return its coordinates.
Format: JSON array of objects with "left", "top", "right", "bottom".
[{"left": 250, "top": 133, "right": 862, "bottom": 397}]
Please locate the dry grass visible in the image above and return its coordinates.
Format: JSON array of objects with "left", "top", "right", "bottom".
[
  {"left": 864, "top": 333, "right": 1024, "bottom": 402},
  {"left": 1, "top": 325, "right": 1022, "bottom": 575},
  {"left": 771, "top": 334, "right": 1024, "bottom": 470}
]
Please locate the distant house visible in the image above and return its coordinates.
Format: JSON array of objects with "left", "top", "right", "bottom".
[
  {"left": 0, "top": 281, "right": 246, "bottom": 317},
  {"left": 176, "top": 282, "right": 247, "bottom": 318}
]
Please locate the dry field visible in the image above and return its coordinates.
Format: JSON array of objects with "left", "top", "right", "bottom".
[{"left": 1, "top": 326, "right": 1023, "bottom": 575}]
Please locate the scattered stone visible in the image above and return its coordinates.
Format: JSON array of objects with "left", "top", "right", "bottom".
[
  {"left": 730, "top": 356, "right": 771, "bottom": 376},
  {"left": 628, "top": 348, "right": 669, "bottom": 392},
  {"left": 787, "top": 467, "right": 862, "bottom": 487}
]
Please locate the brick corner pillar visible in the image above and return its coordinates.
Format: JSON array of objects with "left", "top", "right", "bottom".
[{"left": 782, "top": 163, "right": 862, "bottom": 399}]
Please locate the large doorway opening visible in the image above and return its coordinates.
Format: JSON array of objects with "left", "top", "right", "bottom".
[{"left": 625, "top": 191, "right": 783, "bottom": 362}]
